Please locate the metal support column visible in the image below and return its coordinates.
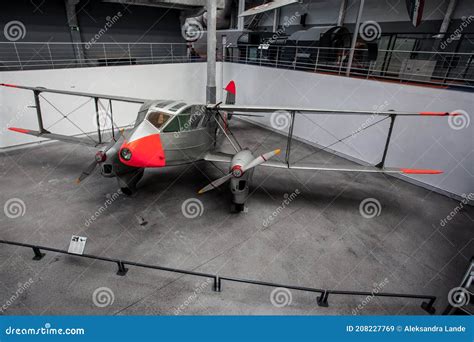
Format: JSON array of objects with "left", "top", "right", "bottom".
[
  {"left": 337, "top": 0, "right": 347, "bottom": 26},
  {"left": 237, "top": 0, "right": 245, "bottom": 30},
  {"left": 64, "top": 0, "right": 85, "bottom": 65},
  {"left": 273, "top": 8, "right": 280, "bottom": 32},
  {"left": 206, "top": 0, "right": 217, "bottom": 104},
  {"left": 438, "top": 0, "right": 458, "bottom": 39},
  {"left": 346, "top": 0, "right": 365, "bottom": 76}
]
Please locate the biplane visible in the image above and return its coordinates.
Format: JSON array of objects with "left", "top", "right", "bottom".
[{"left": 1, "top": 81, "right": 456, "bottom": 212}]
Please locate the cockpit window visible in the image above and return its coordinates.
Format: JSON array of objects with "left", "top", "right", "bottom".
[
  {"left": 161, "top": 106, "right": 208, "bottom": 133},
  {"left": 154, "top": 100, "right": 174, "bottom": 108},
  {"left": 162, "top": 116, "right": 179, "bottom": 132},
  {"left": 147, "top": 112, "right": 171, "bottom": 129},
  {"left": 169, "top": 102, "right": 187, "bottom": 112},
  {"left": 180, "top": 105, "right": 207, "bottom": 129}
]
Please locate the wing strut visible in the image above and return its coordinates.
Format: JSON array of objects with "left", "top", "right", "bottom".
[
  {"left": 33, "top": 90, "right": 46, "bottom": 134},
  {"left": 94, "top": 97, "right": 102, "bottom": 144},
  {"left": 376, "top": 113, "right": 396, "bottom": 169},
  {"left": 213, "top": 109, "right": 242, "bottom": 153},
  {"left": 285, "top": 111, "right": 296, "bottom": 166}
]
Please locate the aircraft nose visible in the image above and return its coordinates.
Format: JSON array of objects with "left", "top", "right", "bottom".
[{"left": 119, "top": 133, "right": 166, "bottom": 167}]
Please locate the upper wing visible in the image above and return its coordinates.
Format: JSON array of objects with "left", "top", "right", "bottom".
[
  {"left": 210, "top": 104, "right": 457, "bottom": 117},
  {"left": 2, "top": 83, "right": 147, "bottom": 146},
  {"left": 1, "top": 83, "right": 148, "bottom": 104}
]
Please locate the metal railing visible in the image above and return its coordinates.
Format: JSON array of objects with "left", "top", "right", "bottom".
[
  {"left": 225, "top": 44, "right": 474, "bottom": 89},
  {"left": 0, "top": 42, "right": 206, "bottom": 71},
  {"left": 1, "top": 41, "right": 473, "bottom": 89},
  {"left": 0, "top": 239, "right": 438, "bottom": 314}
]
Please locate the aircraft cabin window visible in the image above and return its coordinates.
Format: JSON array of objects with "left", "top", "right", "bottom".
[
  {"left": 155, "top": 100, "right": 174, "bottom": 108},
  {"left": 180, "top": 106, "right": 206, "bottom": 129},
  {"left": 147, "top": 112, "right": 171, "bottom": 129},
  {"left": 161, "top": 106, "right": 207, "bottom": 133},
  {"left": 178, "top": 115, "right": 193, "bottom": 131},
  {"left": 169, "top": 102, "right": 187, "bottom": 112},
  {"left": 162, "top": 116, "right": 180, "bottom": 132}
]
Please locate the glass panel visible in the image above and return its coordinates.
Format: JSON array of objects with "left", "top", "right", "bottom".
[
  {"left": 180, "top": 105, "right": 206, "bottom": 129},
  {"left": 147, "top": 112, "right": 171, "bottom": 129},
  {"left": 162, "top": 116, "right": 180, "bottom": 132},
  {"left": 169, "top": 102, "right": 187, "bottom": 112},
  {"left": 178, "top": 115, "right": 193, "bottom": 131},
  {"left": 155, "top": 100, "right": 174, "bottom": 108}
]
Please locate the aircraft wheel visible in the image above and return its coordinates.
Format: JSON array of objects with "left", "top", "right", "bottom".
[
  {"left": 230, "top": 203, "right": 245, "bottom": 213},
  {"left": 120, "top": 187, "right": 134, "bottom": 196}
]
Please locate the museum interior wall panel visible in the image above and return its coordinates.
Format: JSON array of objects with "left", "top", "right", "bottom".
[
  {"left": 0, "top": 63, "right": 209, "bottom": 148},
  {"left": 223, "top": 63, "right": 473, "bottom": 199}
]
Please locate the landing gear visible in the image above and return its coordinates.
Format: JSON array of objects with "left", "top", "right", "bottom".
[
  {"left": 117, "top": 168, "right": 144, "bottom": 196},
  {"left": 230, "top": 202, "right": 245, "bottom": 213},
  {"left": 120, "top": 187, "right": 134, "bottom": 196}
]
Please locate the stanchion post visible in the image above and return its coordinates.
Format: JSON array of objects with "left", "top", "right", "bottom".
[
  {"left": 116, "top": 261, "right": 128, "bottom": 276},
  {"left": 213, "top": 276, "right": 221, "bottom": 292},
  {"left": 32, "top": 247, "right": 45, "bottom": 260},
  {"left": 317, "top": 290, "right": 329, "bottom": 307},
  {"left": 421, "top": 298, "right": 436, "bottom": 315}
]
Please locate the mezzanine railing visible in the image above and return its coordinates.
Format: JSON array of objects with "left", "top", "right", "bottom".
[
  {"left": 225, "top": 44, "right": 474, "bottom": 89},
  {"left": 1, "top": 41, "right": 473, "bottom": 89}
]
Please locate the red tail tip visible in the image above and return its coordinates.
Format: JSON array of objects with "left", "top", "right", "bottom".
[
  {"left": 225, "top": 80, "right": 236, "bottom": 95},
  {"left": 8, "top": 127, "right": 31, "bottom": 134},
  {"left": 401, "top": 168, "right": 443, "bottom": 175}
]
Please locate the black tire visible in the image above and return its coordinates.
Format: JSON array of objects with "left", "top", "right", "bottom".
[
  {"left": 230, "top": 203, "right": 245, "bottom": 213},
  {"left": 120, "top": 187, "right": 134, "bottom": 196}
]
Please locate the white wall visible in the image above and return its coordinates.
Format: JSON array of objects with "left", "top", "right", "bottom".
[
  {"left": 222, "top": 63, "right": 473, "bottom": 199},
  {"left": 0, "top": 63, "right": 209, "bottom": 148}
]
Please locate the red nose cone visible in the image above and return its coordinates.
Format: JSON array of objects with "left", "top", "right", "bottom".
[{"left": 119, "top": 134, "right": 166, "bottom": 167}]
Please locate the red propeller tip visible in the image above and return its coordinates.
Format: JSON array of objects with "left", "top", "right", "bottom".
[{"left": 0, "top": 83, "right": 18, "bottom": 88}]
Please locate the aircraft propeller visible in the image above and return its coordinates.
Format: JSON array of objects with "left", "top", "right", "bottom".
[
  {"left": 76, "top": 129, "right": 124, "bottom": 184},
  {"left": 198, "top": 148, "right": 281, "bottom": 194}
]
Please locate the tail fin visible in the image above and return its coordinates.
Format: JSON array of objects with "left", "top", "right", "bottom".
[{"left": 224, "top": 80, "right": 236, "bottom": 105}]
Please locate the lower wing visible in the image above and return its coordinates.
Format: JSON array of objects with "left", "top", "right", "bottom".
[
  {"left": 204, "top": 152, "right": 442, "bottom": 175},
  {"left": 8, "top": 127, "right": 99, "bottom": 147}
]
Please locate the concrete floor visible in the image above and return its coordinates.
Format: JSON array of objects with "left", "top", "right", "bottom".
[{"left": 0, "top": 120, "right": 472, "bottom": 315}]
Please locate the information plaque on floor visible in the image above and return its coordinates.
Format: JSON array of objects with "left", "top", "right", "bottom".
[{"left": 67, "top": 236, "right": 87, "bottom": 255}]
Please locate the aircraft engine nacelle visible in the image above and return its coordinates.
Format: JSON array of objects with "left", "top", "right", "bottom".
[{"left": 229, "top": 149, "right": 254, "bottom": 212}]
